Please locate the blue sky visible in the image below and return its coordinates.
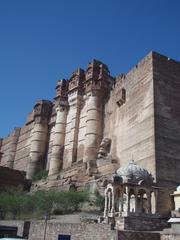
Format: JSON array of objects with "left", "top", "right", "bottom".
[{"left": 0, "top": 0, "right": 180, "bottom": 137}]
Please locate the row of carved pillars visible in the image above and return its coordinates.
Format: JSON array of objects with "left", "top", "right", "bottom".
[
  {"left": 26, "top": 92, "right": 104, "bottom": 179},
  {"left": 48, "top": 92, "right": 104, "bottom": 176},
  {"left": 104, "top": 186, "right": 158, "bottom": 218}
]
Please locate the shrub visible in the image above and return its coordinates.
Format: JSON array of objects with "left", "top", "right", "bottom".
[
  {"left": 31, "top": 190, "right": 61, "bottom": 217},
  {"left": 32, "top": 170, "right": 48, "bottom": 182},
  {"left": 94, "top": 190, "right": 105, "bottom": 211},
  {"left": 56, "top": 190, "right": 89, "bottom": 213}
]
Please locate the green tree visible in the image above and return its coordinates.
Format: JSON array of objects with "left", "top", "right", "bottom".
[
  {"left": 32, "top": 190, "right": 60, "bottom": 217},
  {"left": 0, "top": 188, "right": 26, "bottom": 219}
]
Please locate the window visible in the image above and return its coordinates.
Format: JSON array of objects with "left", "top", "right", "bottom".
[
  {"left": 116, "top": 88, "right": 126, "bottom": 107},
  {"left": 58, "top": 234, "right": 71, "bottom": 240}
]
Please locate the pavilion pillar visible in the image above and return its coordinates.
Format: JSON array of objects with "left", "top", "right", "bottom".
[
  {"left": 104, "top": 189, "right": 108, "bottom": 217},
  {"left": 126, "top": 186, "right": 130, "bottom": 214},
  {"left": 154, "top": 190, "right": 158, "bottom": 214},
  {"left": 111, "top": 188, "right": 115, "bottom": 215}
]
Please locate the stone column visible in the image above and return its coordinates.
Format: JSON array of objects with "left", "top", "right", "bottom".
[
  {"left": 63, "top": 69, "right": 85, "bottom": 168},
  {"left": 83, "top": 60, "right": 113, "bottom": 175},
  {"left": 48, "top": 105, "right": 68, "bottom": 176},
  {"left": 26, "top": 100, "right": 52, "bottom": 179},
  {"left": 135, "top": 191, "right": 138, "bottom": 213},
  {"left": 6, "top": 128, "right": 21, "bottom": 168},
  {"left": 84, "top": 93, "right": 103, "bottom": 173},
  {"left": 154, "top": 189, "right": 158, "bottom": 214}
]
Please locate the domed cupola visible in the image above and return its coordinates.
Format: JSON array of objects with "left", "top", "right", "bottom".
[{"left": 114, "top": 161, "right": 154, "bottom": 185}]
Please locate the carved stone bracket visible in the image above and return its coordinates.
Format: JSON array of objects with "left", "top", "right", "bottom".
[{"left": 97, "top": 137, "right": 112, "bottom": 159}]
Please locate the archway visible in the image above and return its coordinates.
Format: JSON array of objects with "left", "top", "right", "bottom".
[{"left": 129, "top": 189, "right": 136, "bottom": 213}]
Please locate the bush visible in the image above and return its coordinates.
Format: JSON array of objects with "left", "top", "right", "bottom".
[
  {"left": 94, "top": 190, "right": 105, "bottom": 211},
  {"left": 32, "top": 170, "right": 48, "bottom": 182},
  {"left": 55, "top": 190, "right": 89, "bottom": 213},
  {"left": 31, "top": 190, "right": 61, "bottom": 217}
]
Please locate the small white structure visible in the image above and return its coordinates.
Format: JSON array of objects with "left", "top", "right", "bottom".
[
  {"left": 173, "top": 185, "right": 180, "bottom": 211},
  {"left": 103, "top": 161, "right": 167, "bottom": 231},
  {"left": 166, "top": 185, "right": 180, "bottom": 233}
]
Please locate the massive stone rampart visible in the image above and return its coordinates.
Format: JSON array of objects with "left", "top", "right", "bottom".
[{"left": 1, "top": 52, "right": 180, "bottom": 217}]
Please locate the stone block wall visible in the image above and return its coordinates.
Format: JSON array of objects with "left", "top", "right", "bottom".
[
  {"left": 28, "top": 221, "right": 117, "bottom": 240},
  {"left": 14, "top": 123, "right": 33, "bottom": 171},
  {"left": 0, "top": 118, "right": 33, "bottom": 172},
  {"left": 0, "top": 128, "right": 21, "bottom": 168},
  {"left": 153, "top": 52, "right": 180, "bottom": 185},
  {"left": 153, "top": 52, "right": 180, "bottom": 216},
  {"left": 117, "top": 216, "right": 169, "bottom": 231},
  {"left": 2, "top": 220, "right": 174, "bottom": 240},
  {"left": 0, "top": 166, "right": 26, "bottom": 188},
  {"left": 104, "top": 52, "right": 155, "bottom": 176},
  {"left": 0, "top": 220, "right": 117, "bottom": 240},
  {"left": 118, "top": 231, "right": 160, "bottom": 240}
]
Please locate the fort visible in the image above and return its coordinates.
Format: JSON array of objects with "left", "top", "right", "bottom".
[{"left": 1, "top": 51, "right": 180, "bottom": 223}]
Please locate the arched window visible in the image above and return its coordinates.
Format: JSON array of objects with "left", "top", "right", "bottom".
[
  {"left": 107, "top": 188, "right": 112, "bottom": 213},
  {"left": 129, "top": 189, "right": 136, "bottom": 213},
  {"left": 142, "top": 193, "right": 148, "bottom": 213},
  {"left": 130, "top": 194, "right": 136, "bottom": 212},
  {"left": 137, "top": 189, "right": 148, "bottom": 214}
]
